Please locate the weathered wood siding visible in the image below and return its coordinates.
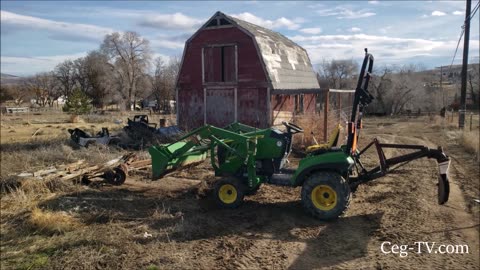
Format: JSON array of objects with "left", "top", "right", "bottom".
[{"left": 177, "top": 26, "right": 270, "bottom": 129}]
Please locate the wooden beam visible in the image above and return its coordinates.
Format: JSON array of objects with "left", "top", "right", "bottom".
[
  {"left": 328, "top": 89, "right": 355, "bottom": 93},
  {"left": 271, "top": 88, "right": 328, "bottom": 95}
]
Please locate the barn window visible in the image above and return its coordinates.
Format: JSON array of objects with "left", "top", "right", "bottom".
[
  {"left": 205, "top": 17, "right": 232, "bottom": 28},
  {"left": 203, "top": 45, "right": 237, "bottom": 83},
  {"left": 206, "top": 19, "right": 217, "bottom": 28},
  {"left": 219, "top": 18, "right": 232, "bottom": 26}
]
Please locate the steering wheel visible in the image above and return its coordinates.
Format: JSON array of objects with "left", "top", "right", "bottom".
[{"left": 282, "top": 121, "right": 304, "bottom": 134}]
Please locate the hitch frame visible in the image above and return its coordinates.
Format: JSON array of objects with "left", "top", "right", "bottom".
[{"left": 350, "top": 138, "right": 450, "bottom": 204}]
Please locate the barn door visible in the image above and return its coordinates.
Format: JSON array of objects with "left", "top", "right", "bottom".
[{"left": 205, "top": 88, "right": 235, "bottom": 127}]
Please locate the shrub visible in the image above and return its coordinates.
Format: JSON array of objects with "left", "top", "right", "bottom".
[{"left": 62, "top": 88, "right": 92, "bottom": 115}]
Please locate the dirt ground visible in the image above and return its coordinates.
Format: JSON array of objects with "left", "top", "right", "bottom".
[{"left": 1, "top": 114, "right": 479, "bottom": 269}]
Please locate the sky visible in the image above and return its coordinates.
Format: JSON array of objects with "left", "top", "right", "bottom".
[{"left": 1, "top": 0, "right": 479, "bottom": 76}]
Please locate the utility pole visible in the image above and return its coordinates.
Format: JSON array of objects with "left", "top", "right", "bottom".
[
  {"left": 459, "top": 0, "right": 472, "bottom": 128},
  {"left": 440, "top": 65, "right": 444, "bottom": 107}
]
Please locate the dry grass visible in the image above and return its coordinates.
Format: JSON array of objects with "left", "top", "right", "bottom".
[
  {"left": 0, "top": 111, "right": 180, "bottom": 270},
  {"left": 427, "top": 114, "right": 479, "bottom": 157},
  {"left": 1, "top": 138, "right": 124, "bottom": 178},
  {"left": 460, "top": 129, "right": 480, "bottom": 157},
  {"left": 429, "top": 115, "right": 459, "bottom": 129},
  {"left": 29, "top": 207, "right": 81, "bottom": 234}
]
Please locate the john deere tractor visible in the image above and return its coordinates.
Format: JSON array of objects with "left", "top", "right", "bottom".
[{"left": 149, "top": 50, "right": 450, "bottom": 220}]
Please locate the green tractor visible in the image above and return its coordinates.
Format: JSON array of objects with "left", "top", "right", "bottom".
[{"left": 149, "top": 50, "right": 450, "bottom": 220}]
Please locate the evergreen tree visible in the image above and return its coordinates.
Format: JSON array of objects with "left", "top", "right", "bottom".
[{"left": 62, "top": 88, "right": 92, "bottom": 114}]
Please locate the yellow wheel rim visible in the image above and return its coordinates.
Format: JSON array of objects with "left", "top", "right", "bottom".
[
  {"left": 218, "top": 184, "right": 237, "bottom": 204},
  {"left": 311, "top": 185, "right": 337, "bottom": 211}
]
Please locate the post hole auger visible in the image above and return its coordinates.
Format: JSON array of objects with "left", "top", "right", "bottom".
[{"left": 148, "top": 49, "right": 451, "bottom": 221}]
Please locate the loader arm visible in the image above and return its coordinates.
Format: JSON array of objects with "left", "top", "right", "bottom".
[{"left": 149, "top": 125, "right": 258, "bottom": 180}]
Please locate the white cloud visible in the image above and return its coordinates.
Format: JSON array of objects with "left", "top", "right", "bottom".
[
  {"left": 452, "top": 10, "right": 464, "bottom": 16},
  {"left": 231, "top": 12, "right": 301, "bottom": 30},
  {"left": 151, "top": 39, "right": 185, "bottom": 50},
  {"left": 1, "top": 52, "right": 88, "bottom": 76},
  {"left": 431, "top": 11, "right": 446, "bottom": 16},
  {"left": 0, "top": 10, "right": 113, "bottom": 42},
  {"left": 139, "top": 12, "right": 203, "bottom": 31},
  {"left": 152, "top": 53, "right": 172, "bottom": 64},
  {"left": 316, "top": 7, "right": 376, "bottom": 19},
  {"left": 288, "top": 33, "right": 480, "bottom": 64},
  {"left": 368, "top": 1, "right": 379, "bottom": 4},
  {"left": 350, "top": 27, "right": 362, "bottom": 32},
  {"left": 379, "top": 26, "right": 392, "bottom": 34},
  {"left": 150, "top": 33, "right": 190, "bottom": 49},
  {"left": 300, "top": 27, "right": 322, "bottom": 34}
]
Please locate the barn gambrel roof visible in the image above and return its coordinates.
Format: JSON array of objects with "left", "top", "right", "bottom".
[{"left": 188, "top": 11, "right": 320, "bottom": 90}]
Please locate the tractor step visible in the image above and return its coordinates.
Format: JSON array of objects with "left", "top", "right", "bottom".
[{"left": 268, "top": 169, "right": 295, "bottom": 186}]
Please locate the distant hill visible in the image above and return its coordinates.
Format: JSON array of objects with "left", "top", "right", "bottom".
[
  {"left": 1, "top": 73, "right": 22, "bottom": 85},
  {"left": 1, "top": 73, "right": 20, "bottom": 79}
]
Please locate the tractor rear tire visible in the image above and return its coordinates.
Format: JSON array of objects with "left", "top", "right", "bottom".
[
  {"left": 301, "top": 171, "right": 351, "bottom": 221},
  {"left": 214, "top": 177, "right": 246, "bottom": 209}
]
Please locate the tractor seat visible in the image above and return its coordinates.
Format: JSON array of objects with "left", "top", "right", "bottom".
[{"left": 306, "top": 124, "right": 341, "bottom": 153}]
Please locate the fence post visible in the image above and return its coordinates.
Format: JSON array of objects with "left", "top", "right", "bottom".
[
  {"left": 338, "top": 93, "right": 342, "bottom": 122},
  {"left": 470, "top": 113, "right": 473, "bottom": 131},
  {"left": 324, "top": 89, "right": 329, "bottom": 142}
]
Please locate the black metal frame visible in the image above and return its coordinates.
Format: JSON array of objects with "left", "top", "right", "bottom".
[
  {"left": 346, "top": 49, "right": 374, "bottom": 154},
  {"left": 348, "top": 137, "right": 450, "bottom": 204},
  {"left": 343, "top": 49, "right": 450, "bottom": 204},
  {"left": 352, "top": 138, "right": 449, "bottom": 182}
]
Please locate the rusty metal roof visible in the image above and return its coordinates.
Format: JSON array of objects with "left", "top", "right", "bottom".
[{"left": 219, "top": 12, "right": 320, "bottom": 90}]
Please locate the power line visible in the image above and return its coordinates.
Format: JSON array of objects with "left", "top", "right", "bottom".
[
  {"left": 449, "top": 29, "right": 465, "bottom": 69},
  {"left": 448, "top": 0, "right": 479, "bottom": 71},
  {"left": 468, "top": 0, "right": 479, "bottom": 20}
]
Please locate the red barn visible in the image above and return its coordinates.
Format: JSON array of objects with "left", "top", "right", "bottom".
[{"left": 176, "top": 11, "right": 320, "bottom": 129}]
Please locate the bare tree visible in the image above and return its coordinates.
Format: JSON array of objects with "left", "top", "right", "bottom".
[
  {"left": 72, "top": 51, "right": 115, "bottom": 108},
  {"left": 388, "top": 66, "right": 418, "bottom": 115},
  {"left": 134, "top": 74, "right": 152, "bottom": 109},
  {"left": 368, "top": 64, "right": 429, "bottom": 115},
  {"left": 467, "top": 64, "right": 479, "bottom": 109},
  {"left": 0, "top": 84, "right": 31, "bottom": 105},
  {"left": 317, "top": 59, "right": 358, "bottom": 89},
  {"left": 151, "top": 57, "right": 166, "bottom": 109},
  {"left": 54, "top": 60, "right": 76, "bottom": 98},
  {"left": 369, "top": 66, "right": 393, "bottom": 115},
  {"left": 23, "top": 72, "right": 60, "bottom": 107},
  {"left": 151, "top": 56, "right": 180, "bottom": 113},
  {"left": 101, "top": 31, "right": 151, "bottom": 110},
  {"left": 73, "top": 57, "right": 90, "bottom": 93}
]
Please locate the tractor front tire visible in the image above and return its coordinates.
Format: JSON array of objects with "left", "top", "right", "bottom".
[
  {"left": 245, "top": 184, "right": 261, "bottom": 196},
  {"left": 214, "top": 177, "right": 246, "bottom": 209},
  {"left": 301, "top": 171, "right": 351, "bottom": 221}
]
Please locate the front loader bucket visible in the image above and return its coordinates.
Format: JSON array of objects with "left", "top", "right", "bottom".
[{"left": 149, "top": 142, "right": 207, "bottom": 180}]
